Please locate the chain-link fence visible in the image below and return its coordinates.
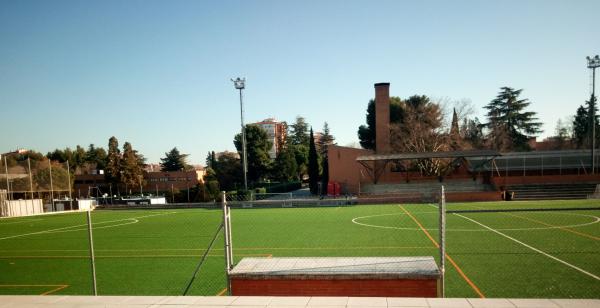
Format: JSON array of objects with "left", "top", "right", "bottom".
[
  {"left": 2, "top": 186, "right": 599, "bottom": 298},
  {"left": 0, "top": 158, "right": 73, "bottom": 214},
  {"left": 222, "top": 191, "right": 444, "bottom": 297},
  {"left": 0, "top": 211, "right": 92, "bottom": 295},
  {"left": 444, "top": 200, "right": 600, "bottom": 298},
  {"left": 0, "top": 205, "right": 227, "bottom": 296}
]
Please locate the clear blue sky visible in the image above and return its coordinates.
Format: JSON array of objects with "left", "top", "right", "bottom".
[{"left": 1, "top": 0, "right": 599, "bottom": 164}]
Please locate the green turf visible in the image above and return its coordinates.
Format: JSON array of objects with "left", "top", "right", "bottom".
[{"left": 0, "top": 199, "right": 598, "bottom": 298}]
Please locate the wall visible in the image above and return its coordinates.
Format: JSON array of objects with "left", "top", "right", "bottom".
[
  {"left": 74, "top": 170, "right": 203, "bottom": 196},
  {"left": 1, "top": 199, "right": 44, "bottom": 217},
  {"left": 231, "top": 278, "right": 437, "bottom": 297},
  {"left": 491, "top": 174, "right": 600, "bottom": 187},
  {"left": 327, "top": 145, "right": 373, "bottom": 194}
]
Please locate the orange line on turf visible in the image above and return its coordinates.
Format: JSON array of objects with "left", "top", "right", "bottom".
[
  {"left": 0, "top": 246, "right": 434, "bottom": 253},
  {"left": 216, "top": 288, "right": 228, "bottom": 296},
  {"left": 0, "top": 284, "right": 69, "bottom": 295},
  {"left": 399, "top": 205, "right": 486, "bottom": 299},
  {"left": 506, "top": 213, "right": 600, "bottom": 241},
  {"left": 0, "top": 253, "right": 272, "bottom": 259},
  {"left": 40, "top": 285, "right": 69, "bottom": 295},
  {"left": 466, "top": 205, "right": 600, "bottom": 241}
]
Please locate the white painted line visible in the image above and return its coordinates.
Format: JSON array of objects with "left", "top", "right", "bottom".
[
  {"left": 455, "top": 213, "right": 600, "bottom": 281},
  {"left": 351, "top": 211, "right": 599, "bottom": 232},
  {"left": 0, "top": 212, "right": 176, "bottom": 241}
]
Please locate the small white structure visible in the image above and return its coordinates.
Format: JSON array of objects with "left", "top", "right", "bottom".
[
  {"left": 77, "top": 199, "right": 97, "bottom": 211},
  {"left": 149, "top": 197, "right": 167, "bottom": 204},
  {"left": 1, "top": 199, "right": 44, "bottom": 217}
]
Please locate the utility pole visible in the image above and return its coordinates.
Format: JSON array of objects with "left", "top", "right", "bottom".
[{"left": 587, "top": 55, "right": 600, "bottom": 174}]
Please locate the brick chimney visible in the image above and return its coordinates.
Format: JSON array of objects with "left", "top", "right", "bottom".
[{"left": 374, "top": 83, "right": 390, "bottom": 154}]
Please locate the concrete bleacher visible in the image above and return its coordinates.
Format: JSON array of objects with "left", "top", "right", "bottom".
[
  {"left": 359, "top": 179, "right": 496, "bottom": 203},
  {"left": 508, "top": 183, "right": 598, "bottom": 200},
  {"left": 362, "top": 179, "right": 493, "bottom": 194}
]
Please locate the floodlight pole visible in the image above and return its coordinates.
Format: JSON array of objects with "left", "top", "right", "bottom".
[
  {"left": 232, "top": 77, "right": 248, "bottom": 191},
  {"left": 3, "top": 156, "right": 9, "bottom": 201},
  {"left": 587, "top": 55, "right": 600, "bottom": 174}
]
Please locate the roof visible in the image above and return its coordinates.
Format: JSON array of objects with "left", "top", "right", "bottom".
[{"left": 356, "top": 150, "right": 501, "bottom": 162}]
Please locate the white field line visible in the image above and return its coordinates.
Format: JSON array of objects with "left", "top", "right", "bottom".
[
  {"left": 351, "top": 209, "right": 599, "bottom": 232},
  {"left": 0, "top": 212, "right": 176, "bottom": 241},
  {"left": 454, "top": 213, "right": 600, "bottom": 281},
  {"left": 0, "top": 218, "right": 45, "bottom": 225}
]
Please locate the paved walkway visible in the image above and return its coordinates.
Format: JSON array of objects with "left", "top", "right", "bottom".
[{"left": 0, "top": 296, "right": 598, "bottom": 307}]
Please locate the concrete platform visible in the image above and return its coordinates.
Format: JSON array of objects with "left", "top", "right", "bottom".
[
  {"left": 229, "top": 257, "right": 440, "bottom": 297},
  {"left": 0, "top": 296, "right": 598, "bottom": 307},
  {"left": 229, "top": 257, "right": 440, "bottom": 279}
]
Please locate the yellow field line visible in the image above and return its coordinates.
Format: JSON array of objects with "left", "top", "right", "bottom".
[
  {"left": 40, "top": 285, "right": 69, "bottom": 295},
  {"left": 398, "top": 205, "right": 486, "bottom": 299},
  {"left": 506, "top": 213, "right": 600, "bottom": 241},
  {"left": 467, "top": 205, "right": 600, "bottom": 241},
  {"left": 216, "top": 288, "right": 228, "bottom": 296},
  {"left": 0, "top": 253, "right": 272, "bottom": 259},
  {"left": 0, "top": 246, "right": 434, "bottom": 253},
  {"left": 0, "top": 284, "right": 69, "bottom": 295}
]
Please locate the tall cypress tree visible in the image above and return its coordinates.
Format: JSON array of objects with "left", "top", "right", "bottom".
[
  {"left": 449, "top": 108, "right": 461, "bottom": 150},
  {"left": 106, "top": 136, "right": 121, "bottom": 186},
  {"left": 120, "top": 142, "right": 145, "bottom": 194},
  {"left": 573, "top": 105, "right": 589, "bottom": 148},
  {"left": 308, "top": 128, "right": 320, "bottom": 195}
]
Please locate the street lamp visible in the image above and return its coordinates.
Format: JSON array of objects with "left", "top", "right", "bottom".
[
  {"left": 231, "top": 77, "right": 248, "bottom": 191},
  {"left": 587, "top": 55, "right": 600, "bottom": 174}
]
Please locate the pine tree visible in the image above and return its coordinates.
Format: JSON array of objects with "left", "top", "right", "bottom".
[
  {"left": 308, "top": 128, "right": 320, "bottom": 195},
  {"left": 274, "top": 147, "right": 298, "bottom": 181},
  {"left": 317, "top": 122, "right": 335, "bottom": 155},
  {"left": 106, "top": 136, "right": 121, "bottom": 185},
  {"left": 484, "top": 87, "right": 542, "bottom": 151},
  {"left": 573, "top": 105, "right": 589, "bottom": 148},
  {"left": 160, "top": 147, "right": 189, "bottom": 171},
  {"left": 289, "top": 116, "right": 309, "bottom": 146},
  {"left": 85, "top": 144, "right": 107, "bottom": 170}
]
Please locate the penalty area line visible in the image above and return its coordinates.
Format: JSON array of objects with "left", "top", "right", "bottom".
[{"left": 454, "top": 213, "right": 600, "bottom": 281}]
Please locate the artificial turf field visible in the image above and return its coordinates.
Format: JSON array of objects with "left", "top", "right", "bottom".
[{"left": 0, "top": 199, "right": 598, "bottom": 298}]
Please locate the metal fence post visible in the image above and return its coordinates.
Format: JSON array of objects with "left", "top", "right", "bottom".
[
  {"left": 222, "top": 191, "right": 233, "bottom": 294},
  {"left": 87, "top": 210, "right": 98, "bottom": 295},
  {"left": 438, "top": 185, "right": 446, "bottom": 298}
]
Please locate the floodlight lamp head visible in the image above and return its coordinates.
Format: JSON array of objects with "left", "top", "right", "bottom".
[{"left": 231, "top": 77, "right": 246, "bottom": 90}]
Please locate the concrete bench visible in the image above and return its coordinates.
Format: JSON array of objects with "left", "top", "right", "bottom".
[{"left": 229, "top": 257, "right": 441, "bottom": 297}]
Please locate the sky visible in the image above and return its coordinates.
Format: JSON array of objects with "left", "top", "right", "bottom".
[{"left": 1, "top": 0, "right": 599, "bottom": 164}]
